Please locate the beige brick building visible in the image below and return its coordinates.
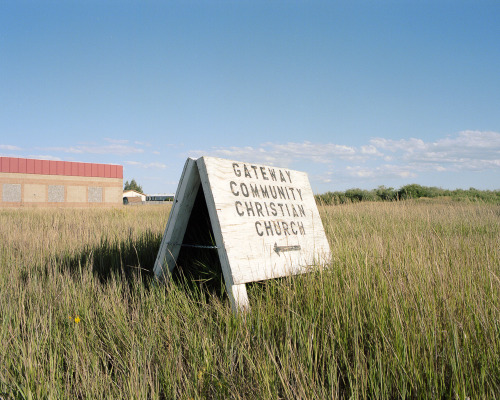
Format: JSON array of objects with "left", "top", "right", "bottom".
[{"left": 0, "top": 157, "right": 123, "bottom": 207}]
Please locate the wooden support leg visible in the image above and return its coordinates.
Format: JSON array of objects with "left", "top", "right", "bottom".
[{"left": 227, "top": 283, "right": 250, "bottom": 313}]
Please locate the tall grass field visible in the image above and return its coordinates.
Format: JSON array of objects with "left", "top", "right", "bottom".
[{"left": 0, "top": 200, "right": 499, "bottom": 399}]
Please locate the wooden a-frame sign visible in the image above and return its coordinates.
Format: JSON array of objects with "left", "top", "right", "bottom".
[{"left": 154, "top": 156, "right": 331, "bottom": 312}]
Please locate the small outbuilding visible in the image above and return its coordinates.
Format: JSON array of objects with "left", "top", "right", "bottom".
[{"left": 123, "top": 190, "right": 146, "bottom": 204}]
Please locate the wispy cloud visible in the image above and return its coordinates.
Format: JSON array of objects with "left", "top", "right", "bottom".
[
  {"left": 193, "top": 141, "right": 360, "bottom": 167},
  {"left": 370, "top": 130, "right": 500, "bottom": 171},
  {"left": 193, "top": 130, "right": 500, "bottom": 186},
  {"left": 360, "top": 145, "right": 383, "bottom": 156},
  {"left": 27, "top": 154, "right": 62, "bottom": 161},
  {"left": 345, "top": 165, "right": 417, "bottom": 179},
  {"left": 134, "top": 141, "right": 151, "bottom": 146},
  {"left": 104, "top": 138, "right": 129, "bottom": 144},
  {"left": 269, "top": 142, "right": 358, "bottom": 163},
  {"left": 370, "top": 137, "right": 427, "bottom": 153},
  {"left": 43, "top": 143, "right": 144, "bottom": 155},
  {"left": 125, "top": 161, "right": 167, "bottom": 169},
  {"left": 0, "top": 144, "right": 22, "bottom": 151}
]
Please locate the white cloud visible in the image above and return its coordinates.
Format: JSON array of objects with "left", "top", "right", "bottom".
[
  {"left": 196, "top": 141, "right": 361, "bottom": 167},
  {"left": 269, "top": 142, "right": 357, "bottom": 163},
  {"left": 191, "top": 146, "right": 284, "bottom": 166},
  {"left": 437, "top": 130, "right": 500, "bottom": 149},
  {"left": 370, "top": 137, "right": 427, "bottom": 153},
  {"left": 44, "top": 144, "right": 144, "bottom": 155},
  {"left": 145, "top": 162, "right": 167, "bottom": 169},
  {"left": 361, "top": 145, "right": 383, "bottom": 156},
  {"left": 346, "top": 166, "right": 376, "bottom": 178},
  {"left": 189, "top": 130, "right": 500, "bottom": 189},
  {"left": 368, "top": 131, "right": 500, "bottom": 172},
  {"left": 345, "top": 165, "right": 417, "bottom": 179},
  {"left": 0, "top": 144, "right": 22, "bottom": 151},
  {"left": 27, "top": 155, "right": 62, "bottom": 161},
  {"left": 125, "top": 161, "right": 167, "bottom": 169},
  {"left": 104, "top": 138, "right": 129, "bottom": 144}
]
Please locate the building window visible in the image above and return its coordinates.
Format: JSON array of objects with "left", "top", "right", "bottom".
[
  {"left": 88, "top": 187, "right": 103, "bottom": 203},
  {"left": 48, "top": 185, "right": 65, "bottom": 202},
  {"left": 2, "top": 184, "right": 21, "bottom": 202}
]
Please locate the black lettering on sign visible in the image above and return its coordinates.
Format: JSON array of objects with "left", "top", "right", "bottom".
[
  {"left": 235, "top": 201, "right": 245, "bottom": 216},
  {"left": 265, "top": 221, "right": 273, "bottom": 236},
  {"left": 260, "top": 167, "right": 269, "bottom": 180},
  {"left": 298, "top": 221, "right": 305, "bottom": 235},
  {"left": 233, "top": 163, "right": 241, "bottom": 177},
  {"left": 233, "top": 182, "right": 305, "bottom": 203},
  {"left": 232, "top": 162, "right": 292, "bottom": 182},
  {"left": 245, "top": 201, "right": 255, "bottom": 216},
  {"left": 235, "top": 201, "right": 244, "bottom": 216},
  {"left": 240, "top": 183, "right": 249, "bottom": 197},
  {"left": 230, "top": 181, "right": 239, "bottom": 196},
  {"left": 252, "top": 220, "right": 307, "bottom": 237},
  {"left": 234, "top": 200, "right": 307, "bottom": 220},
  {"left": 264, "top": 202, "right": 270, "bottom": 216},
  {"left": 229, "top": 162, "right": 309, "bottom": 242},
  {"left": 250, "top": 183, "right": 260, "bottom": 198},
  {"left": 255, "top": 221, "right": 263, "bottom": 236},
  {"left": 255, "top": 202, "right": 264, "bottom": 217},
  {"left": 269, "top": 202, "right": 277, "bottom": 216}
]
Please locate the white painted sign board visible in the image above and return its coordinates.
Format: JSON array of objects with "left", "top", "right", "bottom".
[{"left": 154, "top": 156, "right": 331, "bottom": 312}]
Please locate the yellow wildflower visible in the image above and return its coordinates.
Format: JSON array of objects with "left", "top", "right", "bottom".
[{"left": 74, "top": 316, "right": 81, "bottom": 324}]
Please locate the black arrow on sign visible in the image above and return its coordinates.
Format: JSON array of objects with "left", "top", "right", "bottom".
[{"left": 274, "top": 243, "right": 301, "bottom": 255}]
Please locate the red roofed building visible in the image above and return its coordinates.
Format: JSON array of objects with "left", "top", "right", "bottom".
[{"left": 0, "top": 157, "right": 123, "bottom": 207}]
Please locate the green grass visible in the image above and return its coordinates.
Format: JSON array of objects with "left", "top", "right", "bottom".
[{"left": 0, "top": 201, "right": 499, "bottom": 399}]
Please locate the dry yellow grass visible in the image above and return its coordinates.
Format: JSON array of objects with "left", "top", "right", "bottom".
[{"left": 0, "top": 200, "right": 498, "bottom": 398}]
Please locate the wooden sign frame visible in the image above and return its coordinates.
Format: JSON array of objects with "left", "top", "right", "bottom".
[{"left": 154, "top": 156, "right": 331, "bottom": 312}]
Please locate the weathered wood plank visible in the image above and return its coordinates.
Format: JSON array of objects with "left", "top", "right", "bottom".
[
  {"left": 153, "top": 158, "right": 200, "bottom": 280},
  {"left": 198, "top": 156, "right": 331, "bottom": 285},
  {"left": 197, "top": 157, "right": 250, "bottom": 312}
]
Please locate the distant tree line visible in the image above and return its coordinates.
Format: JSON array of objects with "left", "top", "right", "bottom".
[
  {"left": 315, "top": 184, "right": 500, "bottom": 205},
  {"left": 124, "top": 179, "right": 143, "bottom": 194}
]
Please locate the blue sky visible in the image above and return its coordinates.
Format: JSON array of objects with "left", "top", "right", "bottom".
[{"left": 1, "top": 0, "right": 499, "bottom": 195}]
